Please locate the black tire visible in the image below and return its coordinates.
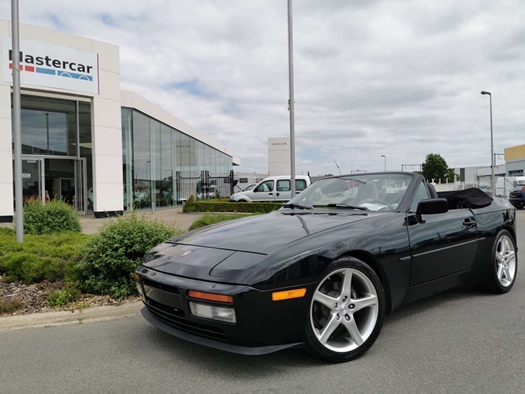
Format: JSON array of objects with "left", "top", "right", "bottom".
[
  {"left": 305, "top": 256, "right": 385, "bottom": 363},
  {"left": 481, "top": 229, "right": 518, "bottom": 293}
]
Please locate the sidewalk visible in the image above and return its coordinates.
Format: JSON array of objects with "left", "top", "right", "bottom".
[
  {"left": 0, "top": 207, "right": 207, "bottom": 331},
  {"left": 79, "top": 207, "right": 206, "bottom": 234}
]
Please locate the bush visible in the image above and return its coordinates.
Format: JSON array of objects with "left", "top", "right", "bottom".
[
  {"left": 0, "top": 230, "right": 87, "bottom": 284},
  {"left": 0, "top": 298, "right": 24, "bottom": 314},
  {"left": 23, "top": 199, "right": 81, "bottom": 235},
  {"left": 188, "top": 213, "right": 256, "bottom": 231},
  {"left": 78, "top": 214, "right": 180, "bottom": 298},
  {"left": 47, "top": 287, "right": 81, "bottom": 307},
  {"left": 183, "top": 199, "right": 282, "bottom": 213}
]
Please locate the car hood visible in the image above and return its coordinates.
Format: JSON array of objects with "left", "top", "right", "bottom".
[
  {"left": 142, "top": 210, "right": 376, "bottom": 281},
  {"left": 174, "top": 210, "right": 372, "bottom": 253}
]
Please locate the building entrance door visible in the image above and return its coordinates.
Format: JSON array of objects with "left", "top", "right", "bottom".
[
  {"left": 17, "top": 156, "right": 87, "bottom": 214},
  {"left": 44, "top": 158, "right": 87, "bottom": 214},
  {"left": 21, "top": 157, "right": 45, "bottom": 202}
]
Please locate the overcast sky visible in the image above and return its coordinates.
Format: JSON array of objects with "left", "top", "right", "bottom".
[{"left": 1, "top": 0, "right": 524, "bottom": 176}]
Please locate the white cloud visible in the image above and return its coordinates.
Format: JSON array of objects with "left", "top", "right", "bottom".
[{"left": 2, "top": 0, "right": 525, "bottom": 175}]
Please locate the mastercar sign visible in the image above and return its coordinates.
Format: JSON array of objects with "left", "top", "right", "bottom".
[{"left": 2, "top": 36, "right": 99, "bottom": 95}]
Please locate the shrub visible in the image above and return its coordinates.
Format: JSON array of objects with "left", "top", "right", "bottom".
[
  {"left": 183, "top": 199, "right": 282, "bottom": 213},
  {"left": 0, "top": 298, "right": 24, "bottom": 314},
  {"left": 23, "top": 199, "right": 81, "bottom": 235},
  {"left": 47, "top": 287, "right": 81, "bottom": 307},
  {"left": 78, "top": 214, "right": 180, "bottom": 298},
  {"left": 188, "top": 213, "right": 256, "bottom": 231},
  {"left": 0, "top": 231, "right": 87, "bottom": 284}
]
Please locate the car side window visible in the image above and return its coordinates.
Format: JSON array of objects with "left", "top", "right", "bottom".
[
  {"left": 256, "top": 180, "right": 274, "bottom": 193},
  {"left": 276, "top": 180, "right": 290, "bottom": 192},
  {"left": 410, "top": 181, "right": 430, "bottom": 212},
  {"left": 296, "top": 180, "right": 307, "bottom": 191}
]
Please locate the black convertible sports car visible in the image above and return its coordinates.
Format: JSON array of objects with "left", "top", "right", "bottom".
[{"left": 134, "top": 172, "right": 518, "bottom": 362}]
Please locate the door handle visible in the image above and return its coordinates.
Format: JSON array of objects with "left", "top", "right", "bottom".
[
  {"left": 463, "top": 218, "right": 476, "bottom": 228},
  {"left": 276, "top": 193, "right": 280, "bottom": 196}
]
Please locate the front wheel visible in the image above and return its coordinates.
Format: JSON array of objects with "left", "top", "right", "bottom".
[
  {"left": 481, "top": 229, "right": 517, "bottom": 293},
  {"left": 305, "top": 256, "right": 385, "bottom": 363}
]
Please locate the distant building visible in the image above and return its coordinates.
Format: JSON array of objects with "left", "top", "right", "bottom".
[{"left": 268, "top": 138, "right": 290, "bottom": 176}]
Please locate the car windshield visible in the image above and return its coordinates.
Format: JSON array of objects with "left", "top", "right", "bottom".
[
  {"left": 512, "top": 185, "right": 525, "bottom": 192},
  {"left": 286, "top": 173, "right": 414, "bottom": 212},
  {"left": 242, "top": 183, "right": 256, "bottom": 191}
]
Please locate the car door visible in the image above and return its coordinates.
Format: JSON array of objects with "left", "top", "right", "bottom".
[
  {"left": 251, "top": 180, "right": 275, "bottom": 201},
  {"left": 275, "top": 179, "right": 292, "bottom": 201},
  {"left": 406, "top": 181, "right": 479, "bottom": 286}
]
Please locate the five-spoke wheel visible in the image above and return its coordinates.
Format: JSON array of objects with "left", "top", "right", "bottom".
[
  {"left": 482, "top": 229, "right": 518, "bottom": 293},
  {"left": 305, "top": 257, "right": 385, "bottom": 362}
]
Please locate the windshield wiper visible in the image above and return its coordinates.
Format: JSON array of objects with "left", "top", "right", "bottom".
[
  {"left": 326, "top": 203, "right": 368, "bottom": 211},
  {"left": 282, "top": 203, "right": 313, "bottom": 210}
]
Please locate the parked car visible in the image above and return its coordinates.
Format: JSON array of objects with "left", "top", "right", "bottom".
[
  {"left": 509, "top": 185, "right": 525, "bottom": 209},
  {"left": 135, "top": 172, "right": 517, "bottom": 363},
  {"left": 495, "top": 176, "right": 525, "bottom": 198},
  {"left": 229, "top": 175, "right": 311, "bottom": 202}
]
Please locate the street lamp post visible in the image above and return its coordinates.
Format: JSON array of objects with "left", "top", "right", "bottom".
[
  {"left": 381, "top": 155, "right": 386, "bottom": 172},
  {"left": 481, "top": 91, "right": 494, "bottom": 197}
]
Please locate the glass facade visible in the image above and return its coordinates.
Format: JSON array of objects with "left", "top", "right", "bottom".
[
  {"left": 12, "top": 94, "right": 92, "bottom": 214},
  {"left": 122, "top": 108, "right": 233, "bottom": 211}
]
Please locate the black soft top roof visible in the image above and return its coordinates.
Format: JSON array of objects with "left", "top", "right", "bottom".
[{"left": 437, "top": 188, "right": 493, "bottom": 209}]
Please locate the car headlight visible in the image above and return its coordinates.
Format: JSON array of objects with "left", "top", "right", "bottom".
[
  {"left": 135, "top": 282, "right": 145, "bottom": 302},
  {"left": 189, "top": 302, "right": 236, "bottom": 324}
]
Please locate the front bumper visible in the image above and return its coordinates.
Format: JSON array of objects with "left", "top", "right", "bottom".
[{"left": 135, "top": 265, "right": 314, "bottom": 354}]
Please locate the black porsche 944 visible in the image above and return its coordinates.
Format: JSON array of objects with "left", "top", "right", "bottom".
[{"left": 134, "top": 172, "right": 517, "bottom": 362}]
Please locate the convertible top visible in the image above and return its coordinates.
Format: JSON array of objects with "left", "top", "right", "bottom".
[{"left": 437, "top": 188, "right": 493, "bottom": 209}]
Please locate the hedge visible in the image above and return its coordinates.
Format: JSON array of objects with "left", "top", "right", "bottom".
[{"left": 183, "top": 197, "right": 283, "bottom": 213}]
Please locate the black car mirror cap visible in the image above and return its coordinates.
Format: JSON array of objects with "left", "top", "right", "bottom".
[{"left": 416, "top": 198, "right": 449, "bottom": 216}]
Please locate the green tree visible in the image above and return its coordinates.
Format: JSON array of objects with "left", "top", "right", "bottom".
[{"left": 421, "top": 153, "right": 457, "bottom": 183}]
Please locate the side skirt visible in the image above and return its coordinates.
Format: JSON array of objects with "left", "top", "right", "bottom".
[{"left": 401, "top": 270, "right": 471, "bottom": 306}]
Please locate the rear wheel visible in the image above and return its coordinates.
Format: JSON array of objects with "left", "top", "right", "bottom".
[
  {"left": 482, "top": 229, "right": 517, "bottom": 293},
  {"left": 305, "top": 256, "right": 385, "bottom": 363}
]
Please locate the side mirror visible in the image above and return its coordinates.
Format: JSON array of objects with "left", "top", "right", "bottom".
[{"left": 416, "top": 198, "right": 449, "bottom": 216}]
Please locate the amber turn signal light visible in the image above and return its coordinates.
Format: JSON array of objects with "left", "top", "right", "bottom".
[
  {"left": 272, "top": 288, "right": 307, "bottom": 301},
  {"left": 133, "top": 273, "right": 140, "bottom": 280},
  {"left": 188, "top": 290, "right": 233, "bottom": 304}
]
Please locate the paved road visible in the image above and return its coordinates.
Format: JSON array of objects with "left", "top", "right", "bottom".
[{"left": 1, "top": 212, "right": 524, "bottom": 394}]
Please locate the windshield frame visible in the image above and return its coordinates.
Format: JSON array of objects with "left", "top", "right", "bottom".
[{"left": 283, "top": 172, "right": 418, "bottom": 213}]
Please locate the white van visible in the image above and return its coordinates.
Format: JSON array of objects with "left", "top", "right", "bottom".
[
  {"left": 495, "top": 176, "right": 525, "bottom": 198},
  {"left": 229, "top": 175, "right": 311, "bottom": 202}
]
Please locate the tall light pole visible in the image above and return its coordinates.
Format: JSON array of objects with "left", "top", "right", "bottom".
[
  {"left": 287, "top": 0, "right": 296, "bottom": 196},
  {"left": 12, "top": 0, "right": 23, "bottom": 242},
  {"left": 381, "top": 155, "right": 386, "bottom": 172},
  {"left": 481, "top": 91, "right": 494, "bottom": 197}
]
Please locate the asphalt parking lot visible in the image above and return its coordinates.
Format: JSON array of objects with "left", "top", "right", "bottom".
[{"left": 0, "top": 211, "right": 523, "bottom": 394}]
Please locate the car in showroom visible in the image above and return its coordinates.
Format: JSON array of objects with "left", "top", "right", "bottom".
[
  {"left": 135, "top": 172, "right": 517, "bottom": 363},
  {"left": 509, "top": 184, "right": 525, "bottom": 209}
]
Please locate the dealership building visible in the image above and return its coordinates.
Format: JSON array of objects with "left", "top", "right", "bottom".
[{"left": 0, "top": 20, "right": 237, "bottom": 222}]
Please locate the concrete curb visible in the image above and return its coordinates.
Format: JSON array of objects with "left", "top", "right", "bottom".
[{"left": 0, "top": 301, "right": 143, "bottom": 331}]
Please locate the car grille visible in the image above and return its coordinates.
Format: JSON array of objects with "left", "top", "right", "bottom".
[{"left": 141, "top": 279, "right": 228, "bottom": 342}]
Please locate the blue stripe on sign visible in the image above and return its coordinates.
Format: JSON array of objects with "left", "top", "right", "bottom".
[
  {"left": 36, "top": 67, "right": 56, "bottom": 75},
  {"left": 58, "top": 71, "right": 93, "bottom": 81}
]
